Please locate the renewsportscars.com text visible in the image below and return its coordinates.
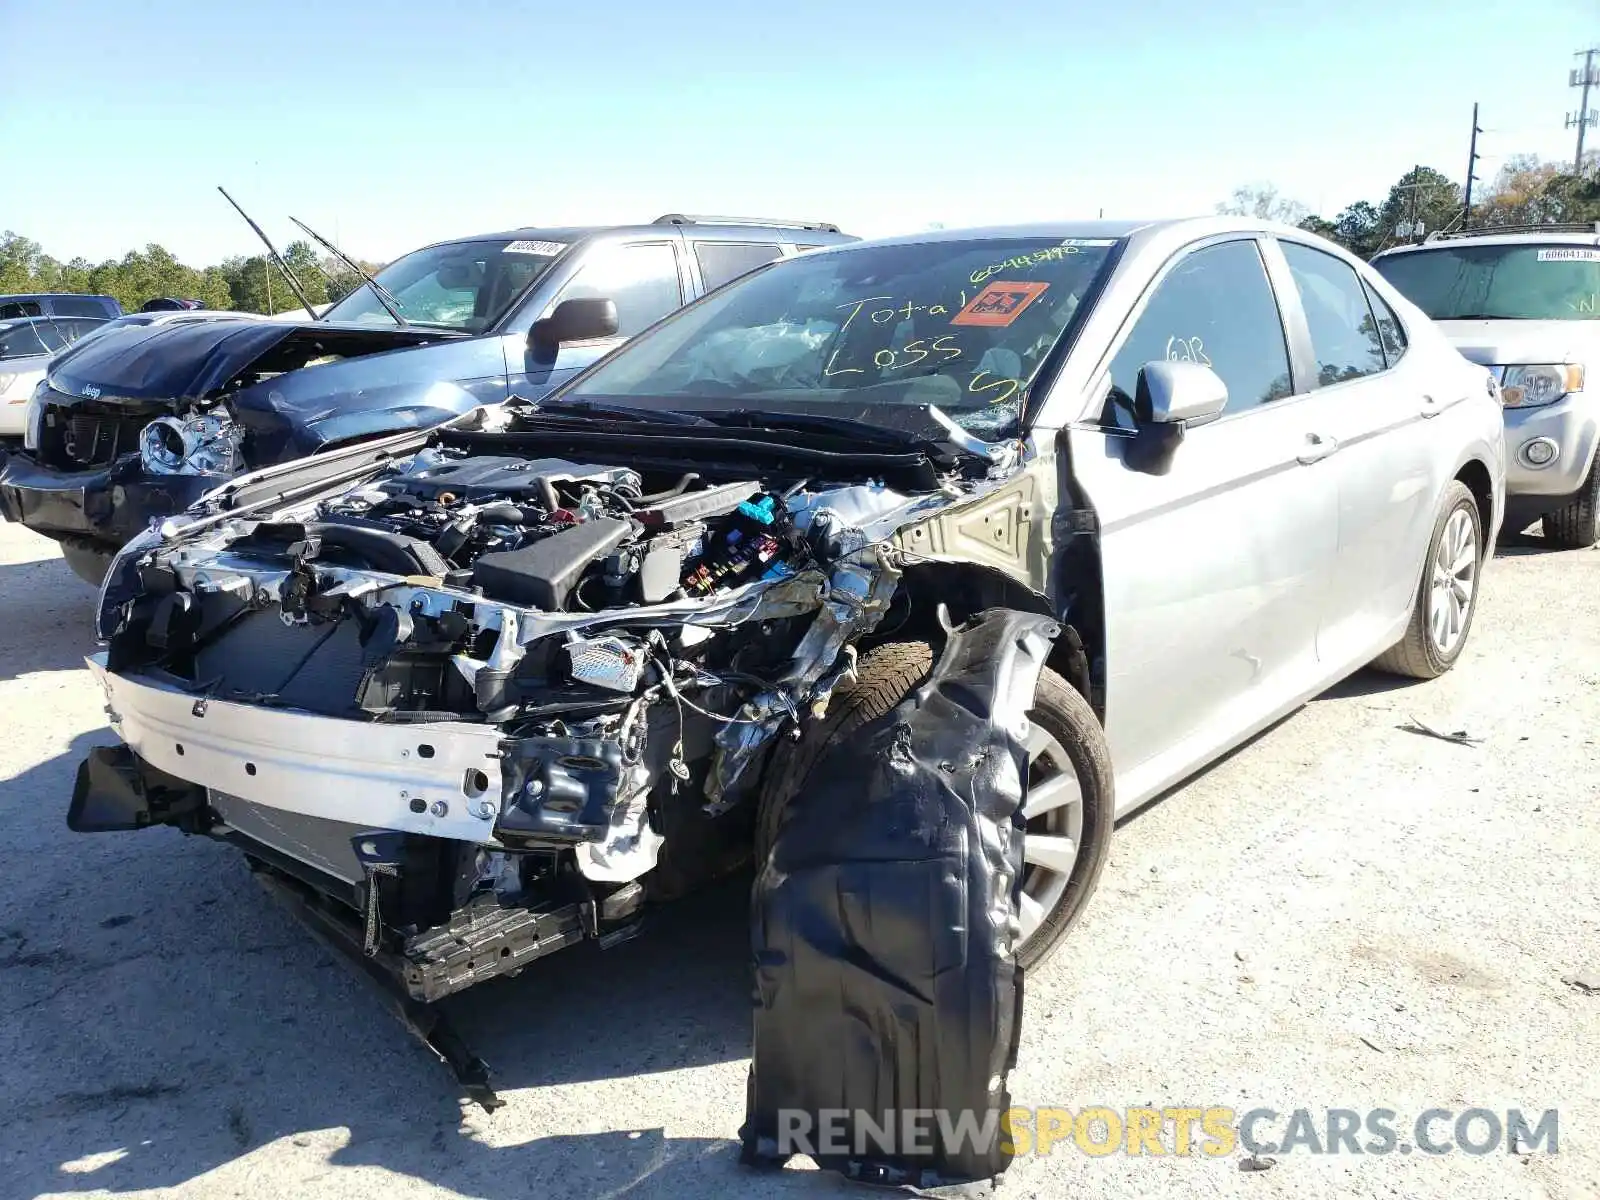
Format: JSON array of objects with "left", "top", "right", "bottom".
[{"left": 773, "top": 1106, "right": 1559, "bottom": 1159}]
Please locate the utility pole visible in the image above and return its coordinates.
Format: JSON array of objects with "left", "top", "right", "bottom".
[
  {"left": 1401, "top": 163, "right": 1421, "bottom": 242},
  {"left": 1463, "top": 102, "right": 1482, "bottom": 228},
  {"left": 1567, "top": 47, "right": 1600, "bottom": 172}
]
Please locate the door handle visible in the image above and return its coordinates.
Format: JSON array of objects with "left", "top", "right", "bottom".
[
  {"left": 1296, "top": 432, "right": 1339, "bottom": 465},
  {"left": 1419, "top": 394, "right": 1441, "bottom": 418}
]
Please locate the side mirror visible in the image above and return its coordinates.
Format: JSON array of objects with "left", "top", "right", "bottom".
[
  {"left": 529, "top": 297, "right": 619, "bottom": 351},
  {"left": 1134, "top": 360, "right": 1228, "bottom": 427},
  {"left": 1124, "top": 361, "right": 1229, "bottom": 476}
]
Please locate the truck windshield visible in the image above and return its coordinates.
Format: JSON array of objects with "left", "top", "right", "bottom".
[
  {"left": 564, "top": 235, "right": 1121, "bottom": 434},
  {"left": 321, "top": 237, "right": 567, "bottom": 332},
  {"left": 1374, "top": 243, "right": 1600, "bottom": 320}
]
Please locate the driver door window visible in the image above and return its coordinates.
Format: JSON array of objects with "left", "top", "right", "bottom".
[
  {"left": 552, "top": 242, "right": 683, "bottom": 338},
  {"left": 1102, "top": 240, "right": 1293, "bottom": 428}
]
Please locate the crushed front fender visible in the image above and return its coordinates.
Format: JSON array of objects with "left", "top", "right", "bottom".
[{"left": 742, "top": 607, "right": 1059, "bottom": 1188}]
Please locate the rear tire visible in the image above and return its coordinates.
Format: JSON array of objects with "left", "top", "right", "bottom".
[
  {"left": 1541, "top": 457, "right": 1600, "bottom": 549},
  {"left": 1371, "top": 480, "right": 1482, "bottom": 679},
  {"left": 754, "top": 640, "right": 1115, "bottom": 970}
]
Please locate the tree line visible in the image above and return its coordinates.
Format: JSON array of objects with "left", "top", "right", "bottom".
[
  {"left": 0, "top": 232, "right": 385, "bottom": 315},
  {"left": 1220, "top": 152, "right": 1600, "bottom": 259},
  {"left": 6, "top": 155, "right": 1599, "bottom": 316}
]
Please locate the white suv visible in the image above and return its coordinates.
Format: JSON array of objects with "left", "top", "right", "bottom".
[{"left": 1373, "top": 226, "right": 1600, "bottom": 547}]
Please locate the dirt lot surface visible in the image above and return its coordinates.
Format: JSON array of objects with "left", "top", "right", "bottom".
[{"left": 1, "top": 518, "right": 1596, "bottom": 1200}]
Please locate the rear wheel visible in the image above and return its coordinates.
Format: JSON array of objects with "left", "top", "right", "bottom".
[
  {"left": 755, "top": 640, "right": 1114, "bottom": 970},
  {"left": 1371, "top": 480, "right": 1482, "bottom": 679},
  {"left": 1542, "top": 457, "right": 1600, "bottom": 549}
]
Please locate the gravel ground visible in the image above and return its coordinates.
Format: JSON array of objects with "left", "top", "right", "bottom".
[{"left": 1, "top": 518, "right": 1596, "bottom": 1200}]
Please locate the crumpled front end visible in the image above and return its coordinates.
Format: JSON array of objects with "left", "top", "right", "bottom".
[{"left": 83, "top": 436, "right": 990, "bottom": 999}]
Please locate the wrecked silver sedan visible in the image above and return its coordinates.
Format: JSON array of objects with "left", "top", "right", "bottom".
[{"left": 73, "top": 219, "right": 1505, "bottom": 1185}]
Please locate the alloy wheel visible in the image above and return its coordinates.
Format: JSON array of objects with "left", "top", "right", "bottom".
[
  {"left": 1427, "top": 507, "right": 1478, "bottom": 656},
  {"left": 1017, "top": 719, "right": 1085, "bottom": 949}
]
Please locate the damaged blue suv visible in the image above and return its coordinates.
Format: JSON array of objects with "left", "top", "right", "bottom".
[{"left": 0, "top": 215, "right": 851, "bottom": 583}]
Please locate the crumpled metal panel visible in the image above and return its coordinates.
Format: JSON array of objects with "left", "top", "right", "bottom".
[
  {"left": 892, "top": 473, "right": 1047, "bottom": 593},
  {"left": 742, "top": 607, "right": 1060, "bottom": 1188}
]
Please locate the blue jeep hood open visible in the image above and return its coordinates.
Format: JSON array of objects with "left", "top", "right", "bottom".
[
  {"left": 43, "top": 314, "right": 508, "bottom": 460},
  {"left": 48, "top": 316, "right": 445, "bottom": 403}
]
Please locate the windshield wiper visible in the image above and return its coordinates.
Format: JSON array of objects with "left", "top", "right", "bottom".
[
  {"left": 700, "top": 408, "right": 943, "bottom": 449},
  {"left": 289, "top": 216, "right": 409, "bottom": 327},
  {"left": 216, "top": 186, "right": 319, "bottom": 320},
  {"left": 1441, "top": 312, "right": 1527, "bottom": 320},
  {"left": 531, "top": 398, "right": 713, "bottom": 425}
]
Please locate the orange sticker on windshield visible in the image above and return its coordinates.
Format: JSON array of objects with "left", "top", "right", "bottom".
[{"left": 950, "top": 281, "right": 1048, "bottom": 327}]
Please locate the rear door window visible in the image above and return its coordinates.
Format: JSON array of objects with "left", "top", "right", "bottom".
[
  {"left": 1362, "top": 281, "right": 1408, "bottom": 365},
  {"left": 1280, "top": 242, "right": 1387, "bottom": 386},
  {"left": 50, "top": 296, "right": 113, "bottom": 318},
  {"left": 551, "top": 241, "right": 683, "bottom": 337},
  {"left": 1104, "top": 239, "right": 1293, "bottom": 426},
  {"left": 694, "top": 241, "right": 783, "bottom": 291}
]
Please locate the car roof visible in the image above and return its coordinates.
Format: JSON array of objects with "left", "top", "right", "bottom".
[
  {"left": 796, "top": 215, "right": 1320, "bottom": 254},
  {"left": 407, "top": 219, "right": 855, "bottom": 255}
]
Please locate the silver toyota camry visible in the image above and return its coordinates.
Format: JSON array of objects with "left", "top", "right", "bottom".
[{"left": 75, "top": 216, "right": 1504, "bottom": 1035}]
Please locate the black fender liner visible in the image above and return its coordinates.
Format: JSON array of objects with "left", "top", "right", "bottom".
[
  {"left": 68, "top": 745, "right": 207, "bottom": 833},
  {"left": 742, "top": 607, "right": 1059, "bottom": 1188}
]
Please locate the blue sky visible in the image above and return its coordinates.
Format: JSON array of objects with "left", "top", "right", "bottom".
[{"left": 1, "top": 0, "right": 1595, "bottom": 266}]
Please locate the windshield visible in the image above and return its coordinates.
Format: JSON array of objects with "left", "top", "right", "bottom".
[
  {"left": 1374, "top": 243, "right": 1600, "bottom": 320},
  {"left": 563, "top": 235, "right": 1121, "bottom": 435},
  {"left": 321, "top": 237, "right": 567, "bottom": 331}
]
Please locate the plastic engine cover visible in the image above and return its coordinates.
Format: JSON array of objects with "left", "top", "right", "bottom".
[{"left": 742, "top": 608, "right": 1059, "bottom": 1188}]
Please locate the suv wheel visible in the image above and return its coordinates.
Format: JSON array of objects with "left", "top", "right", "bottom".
[
  {"left": 755, "top": 640, "right": 1114, "bottom": 970},
  {"left": 1372, "top": 480, "right": 1482, "bottom": 679},
  {"left": 1542, "top": 458, "right": 1600, "bottom": 550}
]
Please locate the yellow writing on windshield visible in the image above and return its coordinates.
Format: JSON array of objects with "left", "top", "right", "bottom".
[
  {"left": 971, "top": 245, "right": 1080, "bottom": 285},
  {"left": 970, "top": 370, "right": 1021, "bottom": 405},
  {"left": 837, "top": 294, "right": 968, "bottom": 330},
  {"left": 825, "top": 294, "right": 973, "bottom": 378}
]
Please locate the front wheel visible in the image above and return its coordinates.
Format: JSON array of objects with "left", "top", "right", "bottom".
[
  {"left": 1542, "top": 457, "right": 1600, "bottom": 550},
  {"left": 755, "top": 641, "right": 1115, "bottom": 970},
  {"left": 1371, "top": 480, "right": 1483, "bottom": 679}
]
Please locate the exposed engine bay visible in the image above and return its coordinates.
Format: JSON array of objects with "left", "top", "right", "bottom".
[{"left": 81, "top": 403, "right": 1057, "bottom": 1018}]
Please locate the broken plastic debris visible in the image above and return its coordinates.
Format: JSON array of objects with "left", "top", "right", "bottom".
[
  {"left": 1239, "top": 1154, "right": 1277, "bottom": 1173},
  {"left": 1561, "top": 971, "right": 1599, "bottom": 995},
  {"left": 1398, "top": 716, "right": 1482, "bottom": 746}
]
